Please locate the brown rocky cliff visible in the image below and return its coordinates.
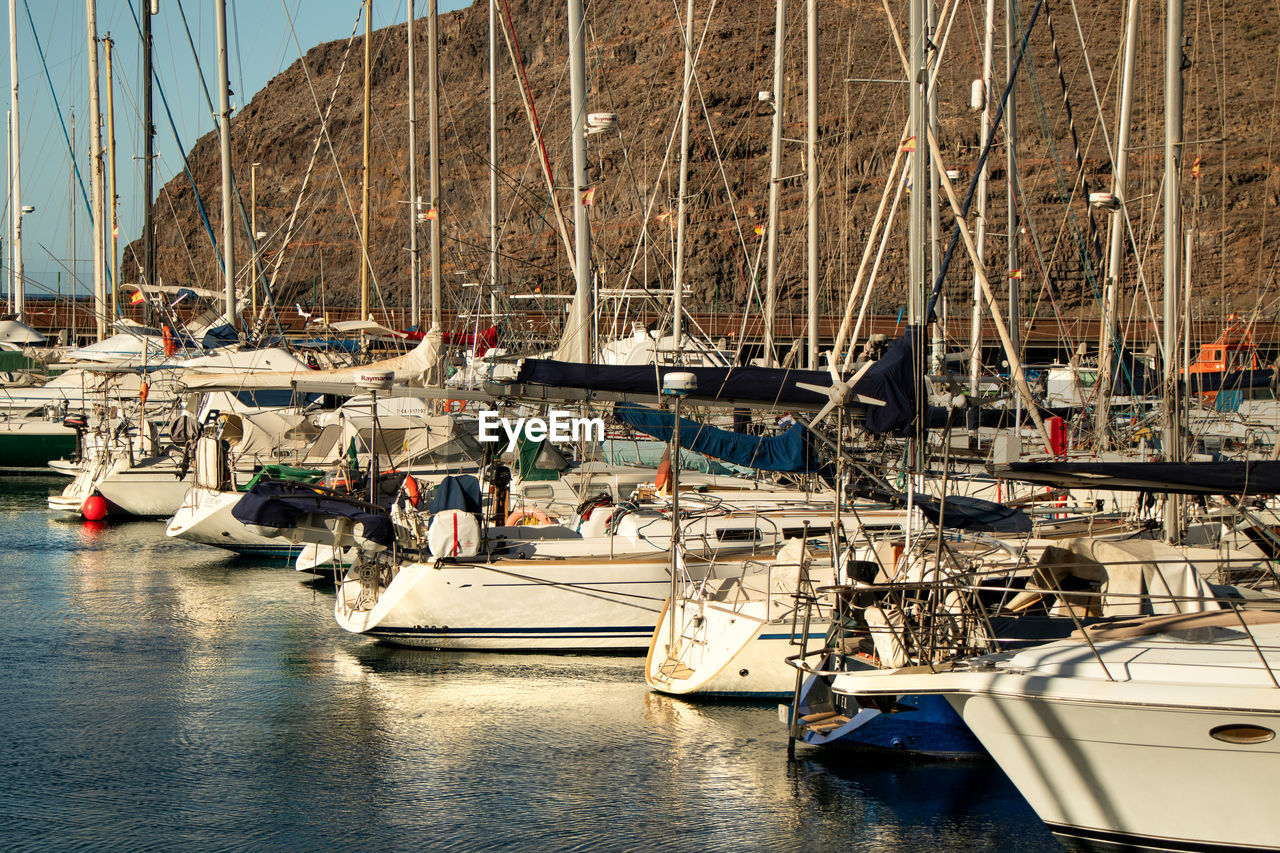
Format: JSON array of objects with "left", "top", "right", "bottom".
[{"left": 123, "top": 0, "right": 1280, "bottom": 337}]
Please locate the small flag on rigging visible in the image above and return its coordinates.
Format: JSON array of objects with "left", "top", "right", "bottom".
[
  {"left": 753, "top": 225, "right": 764, "bottom": 237},
  {"left": 900, "top": 136, "right": 917, "bottom": 152},
  {"left": 1192, "top": 155, "right": 1202, "bottom": 179},
  {"left": 581, "top": 187, "right": 597, "bottom": 206},
  {"left": 130, "top": 289, "right": 145, "bottom": 305},
  {"left": 1009, "top": 268, "right": 1024, "bottom": 280}
]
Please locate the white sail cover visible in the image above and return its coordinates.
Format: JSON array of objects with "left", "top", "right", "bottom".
[{"left": 179, "top": 329, "right": 443, "bottom": 391}]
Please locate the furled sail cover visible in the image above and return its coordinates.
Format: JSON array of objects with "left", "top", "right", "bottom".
[
  {"left": 997, "top": 460, "right": 1280, "bottom": 496},
  {"left": 615, "top": 403, "right": 818, "bottom": 473},
  {"left": 231, "top": 480, "right": 394, "bottom": 547},
  {"left": 513, "top": 327, "right": 920, "bottom": 434},
  {"left": 911, "top": 493, "right": 1032, "bottom": 533}
]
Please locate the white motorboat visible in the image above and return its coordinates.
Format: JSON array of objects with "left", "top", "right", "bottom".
[{"left": 831, "top": 609, "right": 1280, "bottom": 851}]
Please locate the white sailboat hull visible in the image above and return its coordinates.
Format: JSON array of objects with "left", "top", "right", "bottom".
[
  {"left": 335, "top": 558, "right": 689, "bottom": 652},
  {"left": 166, "top": 486, "right": 300, "bottom": 558},
  {"left": 95, "top": 465, "right": 191, "bottom": 517},
  {"left": 646, "top": 598, "right": 818, "bottom": 698}
]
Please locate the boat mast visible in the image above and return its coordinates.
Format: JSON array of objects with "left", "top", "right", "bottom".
[
  {"left": 805, "top": 0, "right": 818, "bottom": 369},
  {"left": 142, "top": 0, "right": 154, "bottom": 309},
  {"left": 85, "top": 0, "right": 107, "bottom": 341},
  {"left": 7, "top": 0, "right": 23, "bottom": 322},
  {"left": 927, "top": 0, "right": 941, "bottom": 375},
  {"left": 1163, "top": 0, "right": 1187, "bottom": 541},
  {"left": 428, "top": 0, "right": 442, "bottom": 343},
  {"left": 360, "top": 0, "right": 372, "bottom": 322},
  {"left": 1006, "top": 0, "right": 1020, "bottom": 433},
  {"left": 1094, "top": 0, "right": 1139, "bottom": 447},
  {"left": 407, "top": 0, "right": 419, "bottom": 327},
  {"left": 488, "top": 0, "right": 498, "bottom": 317},
  {"left": 567, "top": 0, "right": 593, "bottom": 362},
  {"left": 69, "top": 108, "right": 76, "bottom": 341},
  {"left": 908, "top": 0, "right": 927, "bottom": 478},
  {"left": 215, "top": 0, "right": 237, "bottom": 330},
  {"left": 968, "top": 0, "right": 995, "bottom": 419},
  {"left": 672, "top": 0, "right": 694, "bottom": 360},
  {"left": 763, "top": 0, "right": 785, "bottom": 368},
  {"left": 104, "top": 34, "right": 118, "bottom": 318}
]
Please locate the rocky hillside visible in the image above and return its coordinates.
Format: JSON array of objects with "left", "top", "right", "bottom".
[{"left": 123, "top": 0, "right": 1280, "bottom": 338}]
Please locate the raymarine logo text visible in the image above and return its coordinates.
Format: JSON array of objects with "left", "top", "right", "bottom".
[{"left": 477, "top": 410, "right": 605, "bottom": 453}]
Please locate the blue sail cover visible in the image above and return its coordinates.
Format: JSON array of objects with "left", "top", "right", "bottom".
[
  {"left": 615, "top": 403, "right": 819, "bottom": 473},
  {"left": 854, "top": 327, "right": 919, "bottom": 435},
  {"left": 998, "top": 460, "right": 1280, "bottom": 496},
  {"left": 231, "top": 480, "right": 394, "bottom": 547},
  {"left": 912, "top": 493, "right": 1032, "bottom": 533},
  {"left": 513, "top": 327, "right": 921, "bottom": 435}
]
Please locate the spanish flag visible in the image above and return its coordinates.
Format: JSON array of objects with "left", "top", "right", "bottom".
[
  {"left": 900, "top": 136, "right": 917, "bottom": 152},
  {"left": 753, "top": 224, "right": 765, "bottom": 237},
  {"left": 130, "top": 289, "right": 145, "bottom": 305},
  {"left": 1192, "top": 155, "right": 1202, "bottom": 179},
  {"left": 425, "top": 207, "right": 439, "bottom": 220},
  {"left": 581, "top": 187, "right": 596, "bottom": 206},
  {"left": 1009, "top": 268, "right": 1024, "bottom": 280}
]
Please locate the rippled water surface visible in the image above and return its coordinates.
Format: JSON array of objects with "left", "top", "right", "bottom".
[{"left": 0, "top": 476, "right": 1061, "bottom": 851}]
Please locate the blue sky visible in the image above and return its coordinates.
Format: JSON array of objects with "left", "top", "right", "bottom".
[{"left": 1, "top": 0, "right": 469, "bottom": 302}]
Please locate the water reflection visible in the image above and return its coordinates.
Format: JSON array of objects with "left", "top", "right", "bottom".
[{"left": 0, "top": 483, "right": 1061, "bottom": 852}]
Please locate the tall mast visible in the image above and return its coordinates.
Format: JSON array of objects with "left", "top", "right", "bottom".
[
  {"left": 1094, "top": 0, "right": 1140, "bottom": 445},
  {"left": 215, "top": 0, "right": 236, "bottom": 329},
  {"left": 407, "top": 0, "right": 419, "bottom": 327},
  {"left": 360, "top": 0, "right": 372, "bottom": 321},
  {"left": 428, "top": 0, "right": 441, "bottom": 335},
  {"left": 104, "top": 34, "right": 118, "bottom": 317},
  {"left": 969, "top": 0, "right": 996, "bottom": 404},
  {"left": 805, "top": 0, "right": 818, "bottom": 369},
  {"left": 763, "top": 0, "right": 785, "bottom": 368},
  {"left": 672, "top": 0, "right": 694, "bottom": 358},
  {"left": 70, "top": 108, "right": 76, "bottom": 340},
  {"left": 142, "top": 0, "right": 154, "bottom": 301},
  {"left": 927, "top": 0, "right": 941, "bottom": 373},
  {"left": 1006, "top": 0, "right": 1020, "bottom": 431},
  {"left": 908, "top": 0, "right": 926, "bottom": 331},
  {"left": 1162, "top": 0, "right": 1186, "bottom": 541},
  {"left": 488, "top": 0, "right": 498, "bottom": 309},
  {"left": 85, "top": 0, "right": 107, "bottom": 341},
  {"left": 7, "top": 0, "right": 23, "bottom": 321},
  {"left": 567, "top": 0, "right": 592, "bottom": 362}
]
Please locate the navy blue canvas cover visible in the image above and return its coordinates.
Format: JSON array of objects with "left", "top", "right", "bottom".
[
  {"left": 615, "top": 403, "right": 818, "bottom": 473},
  {"left": 231, "top": 480, "right": 394, "bottom": 546}
]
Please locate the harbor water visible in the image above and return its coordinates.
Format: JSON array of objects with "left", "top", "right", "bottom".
[{"left": 0, "top": 476, "right": 1061, "bottom": 851}]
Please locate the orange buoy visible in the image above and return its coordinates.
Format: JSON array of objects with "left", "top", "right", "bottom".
[
  {"left": 82, "top": 495, "right": 109, "bottom": 521},
  {"left": 403, "top": 475, "right": 421, "bottom": 507}
]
